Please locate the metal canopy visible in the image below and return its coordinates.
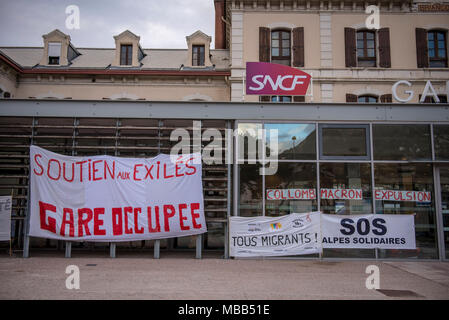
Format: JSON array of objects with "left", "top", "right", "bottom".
[{"left": 0, "top": 99, "right": 448, "bottom": 122}]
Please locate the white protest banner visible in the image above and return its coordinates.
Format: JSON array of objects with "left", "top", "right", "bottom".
[
  {"left": 266, "top": 189, "right": 316, "bottom": 200},
  {"left": 320, "top": 188, "right": 363, "bottom": 200},
  {"left": 374, "top": 190, "right": 431, "bottom": 202},
  {"left": 29, "top": 146, "right": 206, "bottom": 241},
  {"left": 230, "top": 212, "right": 321, "bottom": 257},
  {"left": 321, "top": 214, "right": 416, "bottom": 249},
  {"left": 0, "top": 196, "right": 12, "bottom": 241}
]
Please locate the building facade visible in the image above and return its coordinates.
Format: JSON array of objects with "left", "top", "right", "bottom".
[{"left": 0, "top": 0, "right": 448, "bottom": 260}]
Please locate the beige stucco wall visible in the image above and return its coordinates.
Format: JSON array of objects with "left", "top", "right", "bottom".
[
  {"left": 14, "top": 81, "right": 230, "bottom": 102},
  {"left": 332, "top": 13, "right": 449, "bottom": 69},
  {"left": 242, "top": 12, "right": 321, "bottom": 68}
]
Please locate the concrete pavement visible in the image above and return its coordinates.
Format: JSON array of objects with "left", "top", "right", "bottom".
[{"left": 0, "top": 251, "right": 448, "bottom": 299}]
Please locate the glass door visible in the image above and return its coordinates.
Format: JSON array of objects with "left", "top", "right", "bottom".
[{"left": 438, "top": 166, "right": 449, "bottom": 260}]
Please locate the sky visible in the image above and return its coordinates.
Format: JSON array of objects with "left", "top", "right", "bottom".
[{"left": 0, "top": 0, "right": 216, "bottom": 49}]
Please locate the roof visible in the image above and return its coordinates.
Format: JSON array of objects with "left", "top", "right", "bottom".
[{"left": 0, "top": 47, "right": 231, "bottom": 71}]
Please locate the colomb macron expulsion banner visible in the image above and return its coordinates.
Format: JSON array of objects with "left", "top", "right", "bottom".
[{"left": 29, "top": 146, "right": 207, "bottom": 241}]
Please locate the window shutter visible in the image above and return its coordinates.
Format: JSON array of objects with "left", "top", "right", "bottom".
[
  {"left": 293, "top": 96, "right": 305, "bottom": 102},
  {"left": 259, "top": 27, "right": 270, "bottom": 62},
  {"left": 292, "top": 27, "right": 305, "bottom": 67},
  {"left": 346, "top": 93, "right": 358, "bottom": 102},
  {"left": 260, "top": 96, "right": 271, "bottom": 102},
  {"left": 344, "top": 28, "right": 357, "bottom": 67},
  {"left": 378, "top": 28, "right": 391, "bottom": 68},
  {"left": 380, "top": 94, "right": 392, "bottom": 103},
  {"left": 416, "top": 28, "right": 429, "bottom": 68}
]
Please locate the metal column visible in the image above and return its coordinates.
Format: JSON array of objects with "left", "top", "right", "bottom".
[
  {"left": 65, "top": 242, "right": 72, "bottom": 258},
  {"left": 154, "top": 240, "right": 160, "bottom": 259},
  {"left": 196, "top": 234, "right": 202, "bottom": 259},
  {"left": 110, "top": 243, "right": 116, "bottom": 258}
]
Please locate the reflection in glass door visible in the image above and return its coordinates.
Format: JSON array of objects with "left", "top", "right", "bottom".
[{"left": 439, "top": 167, "right": 449, "bottom": 260}]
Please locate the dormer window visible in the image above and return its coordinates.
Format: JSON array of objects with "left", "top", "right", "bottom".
[
  {"left": 185, "top": 30, "right": 212, "bottom": 68},
  {"left": 112, "top": 30, "right": 143, "bottom": 67},
  {"left": 192, "top": 45, "right": 205, "bottom": 66},
  {"left": 40, "top": 29, "right": 79, "bottom": 66},
  {"left": 120, "top": 44, "right": 133, "bottom": 66},
  {"left": 48, "top": 42, "right": 61, "bottom": 65}
]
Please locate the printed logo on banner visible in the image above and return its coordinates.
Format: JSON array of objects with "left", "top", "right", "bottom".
[
  {"left": 248, "top": 223, "right": 262, "bottom": 232},
  {"left": 292, "top": 214, "right": 312, "bottom": 228},
  {"left": 292, "top": 219, "right": 304, "bottom": 228},
  {"left": 270, "top": 222, "right": 282, "bottom": 231}
]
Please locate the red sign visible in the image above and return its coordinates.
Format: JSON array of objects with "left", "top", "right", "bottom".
[
  {"left": 266, "top": 189, "right": 316, "bottom": 200},
  {"left": 320, "top": 189, "right": 363, "bottom": 200},
  {"left": 374, "top": 190, "right": 431, "bottom": 202},
  {"left": 246, "top": 62, "right": 311, "bottom": 96}
]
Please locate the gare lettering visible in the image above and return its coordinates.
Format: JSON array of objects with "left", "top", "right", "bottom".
[
  {"left": 392, "top": 80, "right": 449, "bottom": 103},
  {"left": 249, "top": 74, "right": 307, "bottom": 91},
  {"left": 38, "top": 200, "right": 202, "bottom": 238}
]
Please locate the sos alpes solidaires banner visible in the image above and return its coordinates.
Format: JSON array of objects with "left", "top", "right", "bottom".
[
  {"left": 246, "top": 62, "right": 311, "bottom": 96},
  {"left": 29, "top": 146, "right": 207, "bottom": 241}
]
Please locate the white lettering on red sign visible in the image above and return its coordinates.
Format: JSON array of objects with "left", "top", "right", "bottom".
[
  {"left": 249, "top": 75, "right": 307, "bottom": 92},
  {"left": 266, "top": 189, "right": 316, "bottom": 200},
  {"left": 320, "top": 189, "right": 363, "bottom": 200},
  {"left": 374, "top": 190, "right": 431, "bottom": 202}
]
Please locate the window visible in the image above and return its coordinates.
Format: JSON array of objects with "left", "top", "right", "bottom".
[
  {"left": 433, "top": 125, "right": 449, "bottom": 160},
  {"left": 357, "top": 30, "right": 376, "bottom": 67},
  {"left": 357, "top": 95, "right": 378, "bottom": 103},
  {"left": 271, "top": 96, "right": 291, "bottom": 102},
  {"left": 271, "top": 30, "right": 291, "bottom": 66},
  {"left": 374, "top": 163, "right": 437, "bottom": 259},
  {"left": 319, "top": 124, "right": 371, "bottom": 160},
  {"left": 192, "top": 45, "right": 205, "bottom": 66},
  {"left": 265, "top": 163, "right": 317, "bottom": 216},
  {"left": 419, "top": 94, "right": 448, "bottom": 103},
  {"left": 373, "top": 125, "right": 431, "bottom": 160},
  {"left": 48, "top": 42, "right": 61, "bottom": 65},
  {"left": 428, "top": 31, "right": 448, "bottom": 68},
  {"left": 264, "top": 123, "right": 316, "bottom": 160},
  {"left": 120, "top": 44, "right": 133, "bottom": 66}
]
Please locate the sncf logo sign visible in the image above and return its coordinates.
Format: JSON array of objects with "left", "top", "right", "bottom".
[{"left": 246, "top": 62, "right": 311, "bottom": 96}]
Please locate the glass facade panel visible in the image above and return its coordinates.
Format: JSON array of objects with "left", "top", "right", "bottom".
[
  {"left": 320, "top": 163, "right": 372, "bottom": 214},
  {"left": 237, "top": 123, "right": 262, "bottom": 161},
  {"left": 239, "top": 164, "right": 262, "bottom": 217},
  {"left": 234, "top": 121, "right": 446, "bottom": 260},
  {"left": 440, "top": 167, "right": 449, "bottom": 259},
  {"left": 265, "top": 163, "right": 317, "bottom": 216},
  {"left": 320, "top": 125, "right": 369, "bottom": 158},
  {"left": 373, "top": 124, "right": 431, "bottom": 160},
  {"left": 320, "top": 163, "right": 374, "bottom": 258},
  {"left": 265, "top": 123, "right": 316, "bottom": 160},
  {"left": 434, "top": 125, "right": 449, "bottom": 160},
  {"left": 375, "top": 163, "right": 437, "bottom": 259}
]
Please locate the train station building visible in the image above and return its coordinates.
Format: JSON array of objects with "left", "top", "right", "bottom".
[{"left": 0, "top": 0, "right": 448, "bottom": 260}]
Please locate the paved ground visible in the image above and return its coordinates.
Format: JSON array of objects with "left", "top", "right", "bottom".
[{"left": 0, "top": 251, "right": 448, "bottom": 300}]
